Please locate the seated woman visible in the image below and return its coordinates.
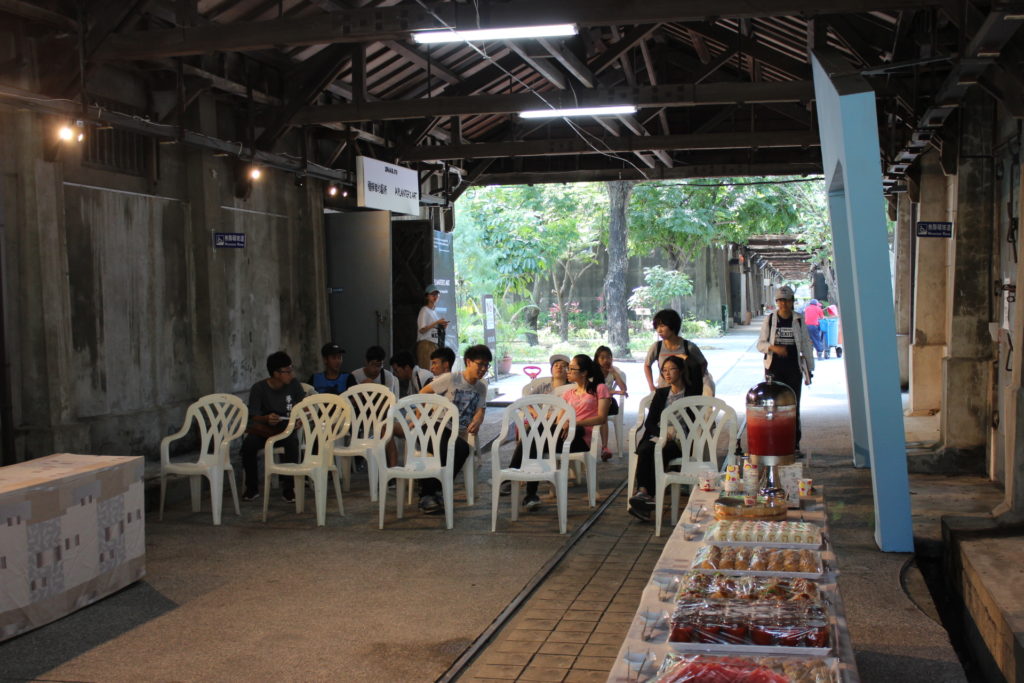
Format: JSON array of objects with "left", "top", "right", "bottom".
[
  {"left": 508, "top": 354, "right": 610, "bottom": 511},
  {"left": 628, "top": 355, "right": 702, "bottom": 522}
]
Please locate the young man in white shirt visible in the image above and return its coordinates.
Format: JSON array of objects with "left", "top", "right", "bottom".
[{"left": 416, "top": 344, "right": 491, "bottom": 514}]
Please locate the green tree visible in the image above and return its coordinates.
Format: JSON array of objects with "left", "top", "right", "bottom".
[
  {"left": 628, "top": 178, "right": 802, "bottom": 267},
  {"left": 455, "top": 183, "right": 605, "bottom": 344},
  {"left": 627, "top": 265, "right": 694, "bottom": 313}
]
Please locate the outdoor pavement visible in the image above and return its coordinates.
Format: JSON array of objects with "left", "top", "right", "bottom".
[{"left": 0, "top": 320, "right": 1006, "bottom": 682}]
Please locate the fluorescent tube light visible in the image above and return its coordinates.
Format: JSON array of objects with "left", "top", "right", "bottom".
[
  {"left": 412, "top": 23, "right": 577, "bottom": 44},
  {"left": 519, "top": 105, "right": 638, "bottom": 119}
]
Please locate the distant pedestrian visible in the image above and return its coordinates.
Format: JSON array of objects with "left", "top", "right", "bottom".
[
  {"left": 803, "top": 299, "right": 825, "bottom": 360},
  {"left": 757, "top": 285, "right": 814, "bottom": 452}
]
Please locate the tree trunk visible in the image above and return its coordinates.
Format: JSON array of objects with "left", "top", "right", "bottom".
[
  {"left": 525, "top": 278, "right": 543, "bottom": 345},
  {"left": 604, "top": 180, "right": 634, "bottom": 357}
]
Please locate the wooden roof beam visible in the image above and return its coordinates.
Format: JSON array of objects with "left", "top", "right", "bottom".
[
  {"left": 294, "top": 80, "right": 814, "bottom": 123},
  {"left": 397, "top": 130, "right": 819, "bottom": 161},
  {"left": 93, "top": 0, "right": 938, "bottom": 60}
]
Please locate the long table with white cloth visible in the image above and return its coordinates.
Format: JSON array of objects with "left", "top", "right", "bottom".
[{"left": 607, "top": 487, "right": 858, "bottom": 682}]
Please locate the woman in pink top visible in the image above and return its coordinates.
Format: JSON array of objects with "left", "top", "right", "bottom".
[{"left": 516, "top": 354, "right": 610, "bottom": 511}]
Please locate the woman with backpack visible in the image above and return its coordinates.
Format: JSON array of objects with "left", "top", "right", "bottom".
[{"left": 643, "top": 309, "right": 711, "bottom": 396}]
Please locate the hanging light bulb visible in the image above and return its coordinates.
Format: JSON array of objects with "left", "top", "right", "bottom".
[
  {"left": 327, "top": 185, "right": 338, "bottom": 197},
  {"left": 248, "top": 166, "right": 262, "bottom": 181}
]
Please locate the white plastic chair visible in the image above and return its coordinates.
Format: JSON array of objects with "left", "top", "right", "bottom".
[
  {"left": 568, "top": 428, "right": 602, "bottom": 508},
  {"left": 262, "top": 394, "right": 349, "bottom": 526},
  {"left": 626, "top": 392, "right": 656, "bottom": 511},
  {"left": 408, "top": 430, "right": 479, "bottom": 505},
  {"left": 159, "top": 393, "right": 246, "bottom": 525},
  {"left": 653, "top": 396, "right": 739, "bottom": 536},
  {"left": 378, "top": 394, "right": 459, "bottom": 530},
  {"left": 301, "top": 382, "right": 317, "bottom": 396},
  {"left": 491, "top": 395, "right": 574, "bottom": 534},
  {"left": 335, "top": 384, "right": 395, "bottom": 501},
  {"left": 610, "top": 394, "right": 626, "bottom": 458}
]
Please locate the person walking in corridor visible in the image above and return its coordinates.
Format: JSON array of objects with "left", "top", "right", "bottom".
[
  {"left": 803, "top": 298, "right": 825, "bottom": 360},
  {"left": 757, "top": 285, "right": 815, "bottom": 452}
]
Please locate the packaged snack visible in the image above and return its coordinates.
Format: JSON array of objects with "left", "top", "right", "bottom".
[
  {"left": 675, "top": 572, "right": 821, "bottom": 603},
  {"left": 669, "top": 599, "right": 830, "bottom": 650},
  {"left": 654, "top": 652, "right": 839, "bottom": 683},
  {"left": 704, "top": 520, "right": 823, "bottom": 547},
  {"left": 692, "top": 545, "right": 823, "bottom": 577}
]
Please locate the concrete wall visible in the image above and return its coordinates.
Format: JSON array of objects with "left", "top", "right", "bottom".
[{"left": 0, "top": 107, "right": 328, "bottom": 462}]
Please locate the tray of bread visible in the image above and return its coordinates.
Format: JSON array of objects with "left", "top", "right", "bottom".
[
  {"left": 691, "top": 545, "right": 823, "bottom": 578},
  {"left": 703, "top": 520, "right": 823, "bottom": 549},
  {"left": 652, "top": 652, "right": 839, "bottom": 683}
]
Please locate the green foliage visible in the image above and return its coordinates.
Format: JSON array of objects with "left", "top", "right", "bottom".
[
  {"left": 454, "top": 183, "right": 605, "bottom": 302},
  {"left": 627, "top": 266, "right": 694, "bottom": 313},
  {"left": 628, "top": 178, "right": 803, "bottom": 264}
]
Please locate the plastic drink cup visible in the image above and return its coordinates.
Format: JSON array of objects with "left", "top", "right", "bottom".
[{"left": 698, "top": 469, "right": 718, "bottom": 491}]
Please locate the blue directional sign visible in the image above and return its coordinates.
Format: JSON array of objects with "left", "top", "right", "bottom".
[
  {"left": 213, "top": 232, "right": 246, "bottom": 248},
  {"left": 916, "top": 221, "right": 952, "bottom": 238}
]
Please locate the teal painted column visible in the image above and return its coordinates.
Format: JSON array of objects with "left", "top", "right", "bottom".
[{"left": 811, "top": 49, "right": 914, "bottom": 552}]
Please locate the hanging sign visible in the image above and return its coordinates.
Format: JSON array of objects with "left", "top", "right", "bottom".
[
  {"left": 916, "top": 221, "right": 952, "bottom": 238},
  {"left": 355, "top": 156, "right": 420, "bottom": 215}
]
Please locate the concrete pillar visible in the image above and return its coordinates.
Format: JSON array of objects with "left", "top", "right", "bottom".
[
  {"left": 908, "top": 152, "right": 950, "bottom": 416},
  {"left": 894, "top": 192, "right": 913, "bottom": 388},
  {"left": 184, "top": 94, "right": 220, "bottom": 396},
  {"left": 940, "top": 91, "right": 996, "bottom": 464},
  {"left": 995, "top": 142, "right": 1024, "bottom": 521}
]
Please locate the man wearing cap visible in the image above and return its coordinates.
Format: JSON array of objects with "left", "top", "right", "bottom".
[
  {"left": 416, "top": 284, "right": 449, "bottom": 369},
  {"left": 522, "top": 354, "right": 571, "bottom": 396},
  {"left": 308, "top": 342, "right": 358, "bottom": 394},
  {"left": 757, "top": 285, "right": 815, "bottom": 452}
]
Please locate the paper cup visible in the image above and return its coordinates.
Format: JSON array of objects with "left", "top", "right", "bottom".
[{"left": 798, "top": 478, "right": 814, "bottom": 497}]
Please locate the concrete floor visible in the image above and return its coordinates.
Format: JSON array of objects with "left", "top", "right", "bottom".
[{"left": 0, "top": 321, "right": 1004, "bottom": 682}]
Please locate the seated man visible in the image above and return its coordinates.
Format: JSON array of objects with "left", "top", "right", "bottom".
[
  {"left": 239, "top": 351, "right": 307, "bottom": 503},
  {"left": 352, "top": 345, "right": 400, "bottom": 395},
  {"left": 308, "top": 342, "right": 357, "bottom": 394},
  {"left": 390, "top": 350, "right": 435, "bottom": 398},
  {"left": 522, "top": 353, "right": 570, "bottom": 396},
  {"left": 429, "top": 346, "right": 456, "bottom": 377},
  {"left": 416, "top": 344, "right": 491, "bottom": 514}
]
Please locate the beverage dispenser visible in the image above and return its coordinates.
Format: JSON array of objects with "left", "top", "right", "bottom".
[{"left": 745, "top": 377, "right": 797, "bottom": 498}]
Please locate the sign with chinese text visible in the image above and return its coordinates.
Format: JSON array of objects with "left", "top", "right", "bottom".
[
  {"left": 213, "top": 232, "right": 246, "bottom": 248},
  {"left": 356, "top": 156, "right": 420, "bottom": 215},
  {"left": 916, "top": 221, "right": 952, "bottom": 238}
]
